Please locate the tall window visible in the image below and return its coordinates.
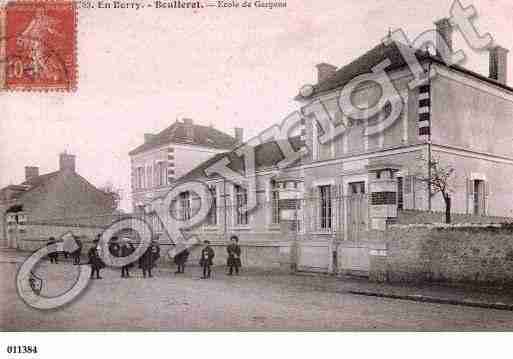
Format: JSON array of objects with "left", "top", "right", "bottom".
[
  {"left": 153, "top": 164, "right": 159, "bottom": 187},
  {"left": 235, "top": 185, "right": 248, "bottom": 225},
  {"left": 207, "top": 185, "right": 217, "bottom": 226},
  {"left": 136, "top": 167, "right": 144, "bottom": 189},
  {"left": 319, "top": 185, "right": 332, "bottom": 230},
  {"left": 179, "top": 191, "right": 191, "bottom": 221},
  {"left": 153, "top": 162, "right": 166, "bottom": 187},
  {"left": 161, "top": 163, "right": 167, "bottom": 186},
  {"left": 397, "top": 177, "right": 404, "bottom": 210},
  {"left": 271, "top": 180, "right": 280, "bottom": 224},
  {"left": 140, "top": 167, "right": 146, "bottom": 189},
  {"left": 473, "top": 180, "right": 486, "bottom": 215},
  {"left": 146, "top": 166, "right": 152, "bottom": 188}
]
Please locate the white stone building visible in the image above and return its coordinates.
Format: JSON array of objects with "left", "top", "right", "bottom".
[{"left": 129, "top": 118, "right": 242, "bottom": 212}]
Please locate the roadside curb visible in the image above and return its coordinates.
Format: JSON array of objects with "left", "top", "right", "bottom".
[{"left": 347, "top": 290, "right": 513, "bottom": 311}]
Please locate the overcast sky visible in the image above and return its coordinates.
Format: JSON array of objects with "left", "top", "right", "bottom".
[{"left": 1, "top": 0, "right": 512, "bottom": 212}]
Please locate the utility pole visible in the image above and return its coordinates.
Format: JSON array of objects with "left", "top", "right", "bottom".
[{"left": 427, "top": 62, "right": 432, "bottom": 211}]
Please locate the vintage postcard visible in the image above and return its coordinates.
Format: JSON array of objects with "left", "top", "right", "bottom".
[{"left": 1, "top": 0, "right": 513, "bottom": 345}]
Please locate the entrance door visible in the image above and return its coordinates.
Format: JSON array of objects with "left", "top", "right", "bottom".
[
  {"left": 473, "top": 180, "right": 487, "bottom": 215},
  {"left": 347, "top": 182, "right": 367, "bottom": 242}
]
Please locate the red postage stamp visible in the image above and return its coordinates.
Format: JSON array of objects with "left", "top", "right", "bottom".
[{"left": 0, "top": 0, "right": 77, "bottom": 91}]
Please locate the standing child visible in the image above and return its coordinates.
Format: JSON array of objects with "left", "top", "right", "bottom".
[
  {"left": 139, "top": 241, "right": 160, "bottom": 278},
  {"left": 72, "top": 237, "right": 83, "bottom": 265},
  {"left": 227, "top": 235, "right": 242, "bottom": 275},
  {"left": 199, "top": 240, "right": 215, "bottom": 279},
  {"left": 120, "top": 241, "right": 134, "bottom": 278},
  {"left": 88, "top": 239, "right": 105, "bottom": 279},
  {"left": 174, "top": 248, "right": 189, "bottom": 274}
]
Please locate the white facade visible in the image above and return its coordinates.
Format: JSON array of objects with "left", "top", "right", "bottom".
[{"left": 130, "top": 142, "right": 229, "bottom": 212}]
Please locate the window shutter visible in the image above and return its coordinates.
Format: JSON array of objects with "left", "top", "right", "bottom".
[
  {"left": 485, "top": 181, "right": 490, "bottom": 215},
  {"left": 191, "top": 192, "right": 201, "bottom": 217},
  {"left": 404, "top": 175, "right": 412, "bottom": 194},
  {"left": 466, "top": 178, "right": 474, "bottom": 214},
  {"left": 338, "top": 184, "right": 345, "bottom": 233},
  {"left": 331, "top": 185, "right": 337, "bottom": 232},
  {"left": 468, "top": 179, "right": 475, "bottom": 196},
  {"left": 309, "top": 187, "right": 316, "bottom": 232}
]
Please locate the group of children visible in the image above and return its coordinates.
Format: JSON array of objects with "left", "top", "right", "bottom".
[
  {"left": 198, "top": 235, "right": 241, "bottom": 279},
  {"left": 46, "top": 234, "right": 243, "bottom": 280},
  {"left": 46, "top": 236, "right": 83, "bottom": 265},
  {"left": 88, "top": 236, "right": 161, "bottom": 279}
]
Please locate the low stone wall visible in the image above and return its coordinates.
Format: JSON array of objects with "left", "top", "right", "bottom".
[
  {"left": 370, "top": 224, "right": 513, "bottom": 286},
  {"left": 185, "top": 243, "right": 285, "bottom": 269},
  {"left": 12, "top": 222, "right": 105, "bottom": 253},
  {"left": 397, "top": 209, "right": 513, "bottom": 225},
  {"left": 11, "top": 221, "right": 291, "bottom": 272}
]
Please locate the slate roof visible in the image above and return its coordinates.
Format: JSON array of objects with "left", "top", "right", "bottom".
[
  {"left": 298, "top": 41, "right": 513, "bottom": 99},
  {"left": 129, "top": 121, "right": 238, "bottom": 156},
  {"left": 177, "top": 136, "right": 304, "bottom": 182},
  {"left": 21, "top": 171, "right": 59, "bottom": 188},
  {"left": 0, "top": 172, "right": 60, "bottom": 202}
]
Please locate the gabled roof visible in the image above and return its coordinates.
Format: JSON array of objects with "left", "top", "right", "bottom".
[
  {"left": 0, "top": 171, "right": 59, "bottom": 201},
  {"left": 21, "top": 171, "right": 59, "bottom": 188},
  {"left": 129, "top": 121, "right": 238, "bottom": 156},
  {"left": 177, "top": 136, "right": 304, "bottom": 182},
  {"left": 298, "top": 41, "right": 513, "bottom": 100}
]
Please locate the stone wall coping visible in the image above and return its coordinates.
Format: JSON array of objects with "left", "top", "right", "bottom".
[
  {"left": 389, "top": 223, "right": 504, "bottom": 229},
  {"left": 25, "top": 221, "right": 107, "bottom": 229},
  {"left": 398, "top": 209, "right": 513, "bottom": 221}
]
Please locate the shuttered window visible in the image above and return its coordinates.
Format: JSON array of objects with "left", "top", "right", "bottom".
[
  {"left": 207, "top": 185, "right": 217, "bottom": 226},
  {"left": 235, "top": 185, "right": 248, "bottom": 225},
  {"left": 271, "top": 180, "right": 280, "bottom": 225},
  {"left": 319, "top": 185, "right": 332, "bottom": 230}
]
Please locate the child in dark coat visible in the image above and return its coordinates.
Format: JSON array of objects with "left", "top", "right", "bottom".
[
  {"left": 88, "top": 240, "right": 105, "bottom": 279},
  {"left": 227, "top": 235, "right": 242, "bottom": 275},
  {"left": 139, "top": 242, "right": 160, "bottom": 278},
  {"left": 174, "top": 248, "right": 189, "bottom": 274},
  {"left": 199, "top": 241, "right": 215, "bottom": 279}
]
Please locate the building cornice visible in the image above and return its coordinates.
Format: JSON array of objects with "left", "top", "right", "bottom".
[
  {"left": 431, "top": 143, "right": 513, "bottom": 165},
  {"left": 433, "top": 64, "right": 513, "bottom": 102},
  {"left": 130, "top": 141, "right": 230, "bottom": 159}
]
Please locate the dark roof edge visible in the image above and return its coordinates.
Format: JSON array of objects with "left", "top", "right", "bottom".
[
  {"left": 295, "top": 53, "right": 513, "bottom": 102},
  {"left": 176, "top": 137, "right": 304, "bottom": 183},
  {"left": 428, "top": 56, "right": 513, "bottom": 94},
  {"left": 5, "top": 171, "right": 60, "bottom": 200}
]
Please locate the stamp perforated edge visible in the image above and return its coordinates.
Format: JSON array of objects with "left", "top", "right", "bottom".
[{"left": 0, "top": 0, "right": 78, "bottom": 92}]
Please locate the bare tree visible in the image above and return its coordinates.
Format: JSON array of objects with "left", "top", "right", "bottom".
[{"left": 416, "top": 156, "right": 455, "bottom": 223}]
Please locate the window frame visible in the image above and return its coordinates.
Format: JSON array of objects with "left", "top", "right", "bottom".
[
  {"left": 206, "top": 185, "right": 218, "bottom": 226},
  {"left": 179, "top": 191, "right": 191, "bottom": 221},
  {"left": 270, "top": 180, "right": 280, "bottom": 225},
  {"left": 319, "top": 185, "right": 332, "bottom": 231},
  {"left": 235, "top": 184, "right": 249, "bottom": 226}
]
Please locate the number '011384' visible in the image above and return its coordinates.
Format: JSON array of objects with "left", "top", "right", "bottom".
[{"left": 6, "top": 345, "right": 38, "bottom": 354}]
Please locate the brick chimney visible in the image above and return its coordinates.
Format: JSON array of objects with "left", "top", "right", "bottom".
[
  {"left": 24, "top": 166, "right": 39, "bottom": 181},
  {"left": 435, "top": 18, "right": 453, "bottom": 61},
  {"left": 234, "top": 127, "right": 243, "bottom": 145},
  {"left": 489, "top": 45, "right": 508, "bottom": 85},
  {"left": 183, "top": 118, "right": 194, "bottom": 141},
  {"left": 315, "top": 63, "right": 337, "bottom": 84},
  {"left": 59, "top": 152, "right": 76, "bottom": 173},
  {"left": 144, "top": 133, "right": 156, "bottom": 143}
]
